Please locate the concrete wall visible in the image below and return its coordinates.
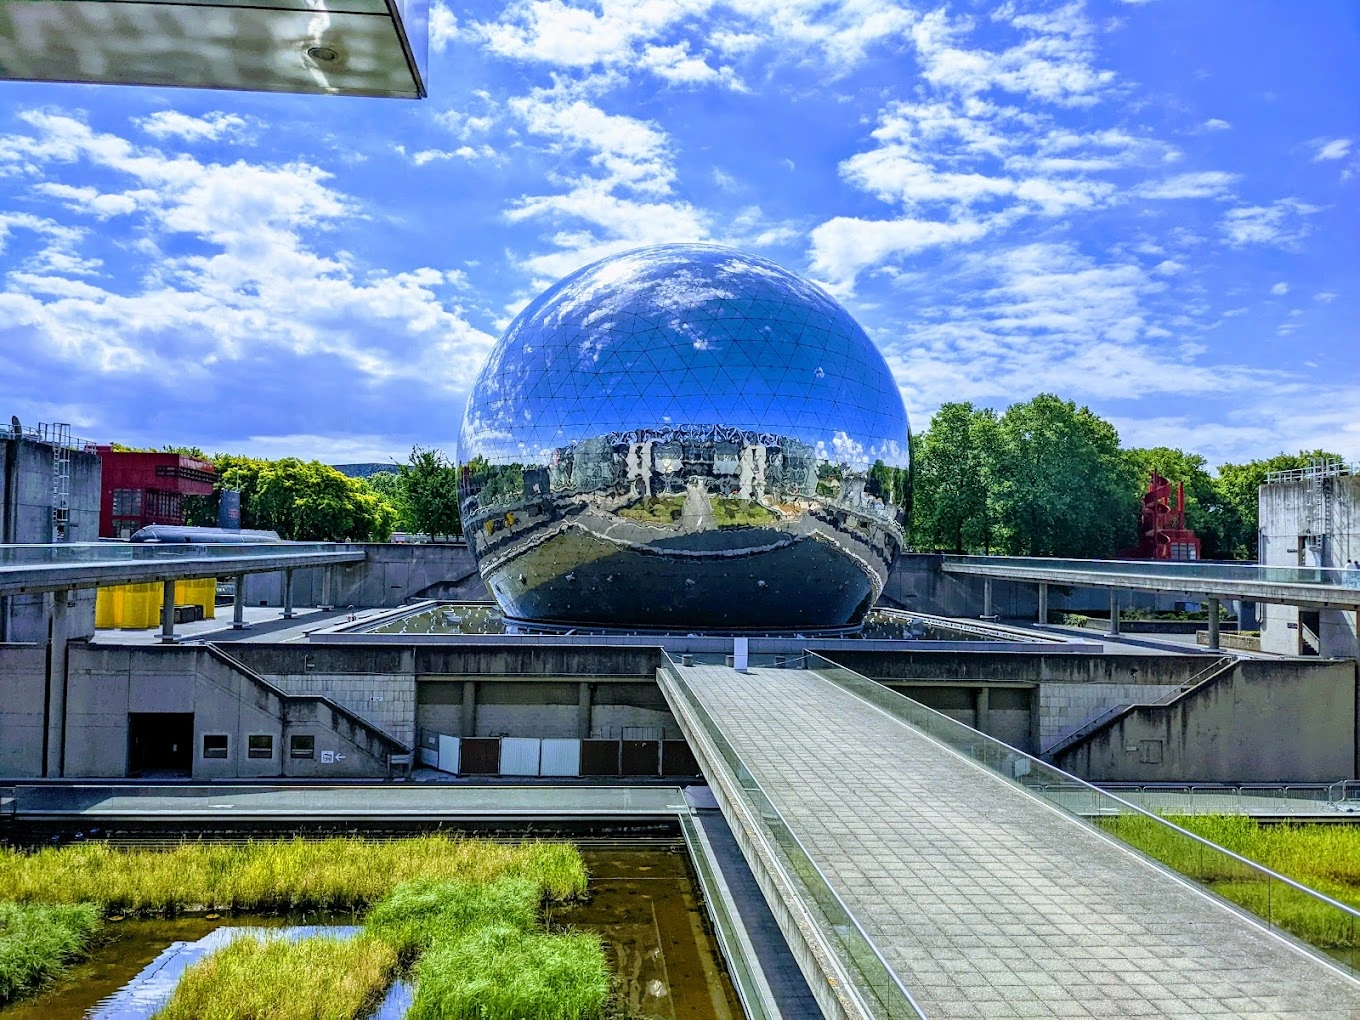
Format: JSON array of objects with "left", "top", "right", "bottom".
[
  {"left": 241, "top": 543, "right": 485, "bottom": 610},
  {"left": 0, "top": 643, "right": 405, "bottom": 779},
  {"left": 1053, "top": 658, "right": 1357, "bottom": 782},
  {"left": 0, "top": 436, "right": 101, "bottom": 643},
  {"left": 0, "top": 644, "right": 46, "bottom": 776},
  {"left": 834, "top": 650, "right": 1212, "bottom": 756},
  {"left": 1259, "top": 475, "right": 1360, "bottom": 658}
]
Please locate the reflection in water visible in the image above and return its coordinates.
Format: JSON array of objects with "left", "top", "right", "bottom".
[{"left": 0, "top": 847, "right": 741, "bottom": 1020}]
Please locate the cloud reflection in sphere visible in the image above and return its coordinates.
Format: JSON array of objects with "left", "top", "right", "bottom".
[{"left": 459, "top": 243, "right": 910, "bottom": 632}]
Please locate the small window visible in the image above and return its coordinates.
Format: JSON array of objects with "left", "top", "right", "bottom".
[
  {"left": 202, "top": 734, "right": 229, "bottom": 760},
  {"left": 290, "top": 734, "right": 315, "bottom": 760},
  {"left": 248, "top": 734, "right": 274, "bottom": 760}
]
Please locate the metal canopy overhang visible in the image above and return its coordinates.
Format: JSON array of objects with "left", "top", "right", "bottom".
[
  {"left": 0, "top": 0, "right": 429, "bottom": 99},
  {"left": 940, "top": 559, "right": 1360, "bottom": 611},
  {"left": 0, "top": 548, "right": 366, "bottom": 596}
]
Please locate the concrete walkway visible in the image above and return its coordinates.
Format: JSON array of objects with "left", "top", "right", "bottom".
[{"left": 675, "top": 663, "right": 1360, "bottom": 1018}]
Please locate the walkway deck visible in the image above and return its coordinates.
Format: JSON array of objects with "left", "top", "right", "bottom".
[{"left": 671, "top": 663, "right": 1360, "bottom": 1018}]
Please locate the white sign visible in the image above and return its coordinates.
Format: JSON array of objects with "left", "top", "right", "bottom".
[{"left": 320, "top": 750, "right": 335, "bottom": 764}]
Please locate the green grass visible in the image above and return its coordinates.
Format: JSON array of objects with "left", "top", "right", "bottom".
[
  {"left": 617, "top": 496, "right": 684, "bottom": 524},
  {"left": 408, "top": 924, "right": 610, "bottom": 1020},
  {"left": 363, "top": 877, "right": 540, "bottom": 960},
  {"left": 152, "top": 932, "right": 398, "bottom": 1020},
  {"left": 1101, "top": 814, "right": 1360, "bottom": 952},
  {"left": 0, "top": 901, "right": 101, "bottom": 1005},
  {"left": 0, "top": 836, "right": 588, "bottom": 913}
]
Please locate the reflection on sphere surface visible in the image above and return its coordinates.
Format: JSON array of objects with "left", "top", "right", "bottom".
[{"left": 459, "top": 243, "right": 911, "bottom": 632}]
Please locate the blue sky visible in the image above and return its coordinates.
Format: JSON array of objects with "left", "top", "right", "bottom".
[{"left": 0, "top": 0, "right": 1355, "bottom": 468}]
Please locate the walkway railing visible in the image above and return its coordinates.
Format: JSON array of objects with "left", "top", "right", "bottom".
[
  {"left": 1088, "top": 782, "right": 1360, "bottom": 816},
  {"left": 803, "top": 651, "right": 1360, "bottom": 976},
  {"left": 659, "top": 653, "right": 927, "bottom": 1019}
]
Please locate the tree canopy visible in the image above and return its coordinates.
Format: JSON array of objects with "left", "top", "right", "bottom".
[{"left": 907, "top": 394, "right": 1342, "bottom": 560}]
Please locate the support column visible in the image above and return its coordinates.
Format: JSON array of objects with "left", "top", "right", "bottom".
[
  {"left": 44, "top": 589, "right": 70, "bottom": 777},
  {"left": 577, "top": 682, "right": 593, "bottom": 738},
  {"left": 282, "top": 569, "right": 295, "bottom": 620},
  {"left": 160, "top": 579, "right": 177, "bottom": 643},
  {"left": 460, "top": 680, "right": 477, "bottom": 737},
  {"left": 1037, "top": 582, "right": 1049, "bottom": 626},
  {"left": 319, "top": 566, "right": 334, "bottom": 612},
  {"left": 1207, "top": 597, "right": 1221, "bottom": 650},
  {"left": 1105, "top": 589, "right": 1120, "bottom": 638},
  {"left": 974, "top": 686, "right": 990, "bottom": 735},
  {"left": 981, "top": 577, "right": 996, "bottom": 621},
  {"left": 232, "top": 573, "right": 248, "bottom": 630}
]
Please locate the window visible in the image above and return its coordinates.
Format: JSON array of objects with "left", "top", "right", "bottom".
[
  {"left": 202, "top": 734, "right": 229, "bottom": 760},
  {"left": 247, "top": 734, "right": 274, "bottom": 760},
  {"left": 289, "top": 734, "right": 315, "bottom": 759},
  {"left": 111, "top": 488, "right": 143, "bottom": 516}
]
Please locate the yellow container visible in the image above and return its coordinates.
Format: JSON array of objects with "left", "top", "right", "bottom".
[{"left": 96, "top": 578, "right": 217, "bottom": 629}]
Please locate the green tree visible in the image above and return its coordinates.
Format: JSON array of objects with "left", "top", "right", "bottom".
[
  {"left": 399, "top": 446, "right": 463, "bottom": 540},
  {"left": 1123, "top": 447, "right": 1236, "bottom": 559},
  {"left": 366, "top": 470, "right": 413, "bottom": 531},
  {"left": 214, "top": 455, "right": 396, "bottom": 541},
  {"left": 988, "top": 394, "right": 1138, "bottom": 557},
  {"left": 1215, "top": 450, "right": 1344, "bottom": 558},
  {"left": 909, "top": 402, "right": 997, "bottom": 553}
]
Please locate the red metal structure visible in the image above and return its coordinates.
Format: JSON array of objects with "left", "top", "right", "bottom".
[
  {"left": 1122, "top": 470, "right": 1201, "bottom": 561},
  {"left": 96, "top": 449, "right": 215, "bottom": 539}
]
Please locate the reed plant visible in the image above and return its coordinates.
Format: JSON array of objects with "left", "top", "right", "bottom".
[
  {"left": 152, "top": 932, "right": 397, "bottom": 1020},
  {"left": 0, "top": 901, "right": 101, "bottom": 1005},
  {"left": 0, "top": 836, "right": 587, "bottom": 913},
  {"left": 407, "top": 924, "right": 610, "bottom": 1020},
  {"left": 364, "top": 877, "right": 539, "bottom": 960},
  {"left": 1101, "top": 813, "right": 1360, "bottom": 951}
]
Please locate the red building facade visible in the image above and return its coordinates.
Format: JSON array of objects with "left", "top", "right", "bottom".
[{"left": 96, "top": 449, "right": 215, "bottom": 538}]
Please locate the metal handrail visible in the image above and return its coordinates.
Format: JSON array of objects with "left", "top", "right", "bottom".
[
  {"left": 660, "top": 653, "right": 927, "bottom": 1019},
  {"left": 802, "top": 651, "right": 1360, "bottom": 971}
]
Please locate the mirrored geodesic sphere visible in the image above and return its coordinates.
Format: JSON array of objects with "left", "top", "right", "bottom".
[{"left": 459, "top": 243, "right": 911, "bottom": 632}]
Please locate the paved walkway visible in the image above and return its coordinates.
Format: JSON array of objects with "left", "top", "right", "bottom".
[{"left": 676, "top": 663, "right": 1360, "bottom": 1018}]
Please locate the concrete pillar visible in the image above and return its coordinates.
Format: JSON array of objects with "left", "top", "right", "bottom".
[
  {"left": 982, "top": 577, "right": 995, "bottom": 620},
  {"left": 319, "top": 566, "right": 334, "bottom": 612},
  {"left": 1105, "top": 589, "right": 1120, "bottom": 638},
  {"left": 1037, "top": 582, "right": 1049, "bottom": 626},
  {"left": 44, "top": 589, "right": 70, "bottom": 777},
  {"left": 1207, "top": 597, "right": 1221, "bottom": 650},
  {"left": 974, "top": 686, "right": 990, "bottom": 735},
  {"left": 577, "top": 682, "right": 593, "bottom": 738},
  {"left": 282, "top": 569, "right": 295, "bottom": 620},
  {"left": 232, "top": 573, "right": 248, "bottom": 630},
  {"left": 460, "top": 680, "right": 477, "bottom": 737},
  {"left": 160, "top": 579, "right": 177, "bottom": 643}
]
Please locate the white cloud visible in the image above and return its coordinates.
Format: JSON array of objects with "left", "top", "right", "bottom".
[
  {"left": 0, "top": 112, "right": 494, "bottom": 391},
  {"left": 1315, "top": 291, "right": 1337, "bottom": 304},
  {"left": 1221, "top": 198, "right": 1318, "bottom": 248},
  {"left": 1311, "top": 137, "right": 1353, "bottom": 162},
  {"left": 430, "top": 1, "right": 460, "bottom": 52},
  {"left": 1201, "top": 118, "right": 1231, "bottom": 131},
  {"left": 135, "top": 111, "right": 249, "bottom": 143},
  {"left": 1135, "top": 170, "right": 1238, "bottom": 200},
  {"left": 1270, "top": 281, "right": 1289, "bottom": 296},
  {"left": 808, "top": 215, "right": 992, "bottom": 291}
]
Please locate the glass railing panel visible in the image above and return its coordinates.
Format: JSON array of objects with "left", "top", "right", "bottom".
[
  {"left": 942, "top": 553, "right": 1360, "bottom": 589},
  {"left": 660, "top": 657, "right": 926, "bottom": 1019}
]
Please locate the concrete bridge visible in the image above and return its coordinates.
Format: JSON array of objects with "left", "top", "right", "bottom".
[
  {"left": 658, "top": 653, "right": 1360, "bottom": 1019},
  {"left": 941, "top": 553, "right": 1360, "bottom": 650}
]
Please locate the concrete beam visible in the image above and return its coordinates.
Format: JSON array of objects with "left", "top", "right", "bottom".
[
  {"left": 159, "top": 579, "right": 177, "bottom": 644},
  {"left": 43, "top": 589, "right": 70, "bottom": 777},
  {"left": 232, "top": 572, "right": 248, "bottom": 630}
]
